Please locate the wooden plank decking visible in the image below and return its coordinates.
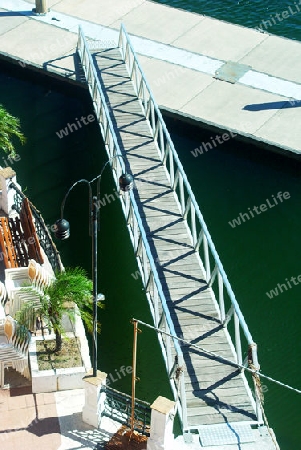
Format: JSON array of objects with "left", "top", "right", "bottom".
[{"left": 90, "top": 47, "right": 256, "bottom": 428}]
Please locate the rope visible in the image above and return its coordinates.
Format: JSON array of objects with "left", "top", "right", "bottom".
[
  {"left": 172, "top": 359, "right": 184, "bottom": 419},
  {"left": 133, "top": 318, "right": 301, "bottom": 396},
  {"left": 248, "top": 346, "right": 280, "bottom": 450},
  {"left": 259, "top": 400, "right": 280, "bottom": 450},
  {"left": 248, "top": 344, "right": 264, "bottom": 404}
]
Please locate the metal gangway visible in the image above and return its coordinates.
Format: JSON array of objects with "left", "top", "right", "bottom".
[{"left": 77, "top": 25, "right": 278, "bottom": 448}]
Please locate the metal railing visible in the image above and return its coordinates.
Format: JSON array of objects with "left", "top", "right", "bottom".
[
  {"left": 118, "top": 24, "right": 263, "bottom": 422},
  {"left": 78, "top": 25, "right": 263, "bottom": 426},
  {"left": 10, "top": 182, "right": 63, "bottom": 274},
  {"left": 78, "top": 26, "right": 188, "bottom": 430},
  {"left": 103, "top": 386, "right": 151, "bottom": 436}
]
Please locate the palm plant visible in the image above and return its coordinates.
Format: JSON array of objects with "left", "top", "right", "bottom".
[
  {"left": 16, "top": 267, "right": 101, "bottom": 352},
  {"left": 0, "top": 104, "right": 26, "bottom": 156}
]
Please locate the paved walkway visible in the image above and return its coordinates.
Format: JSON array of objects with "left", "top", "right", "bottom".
[
  {"left": 0, "top": 0, "right": 301, "bottom": 154},
  {"left": 0, "top": 370, "right": 123, "bottom": 450}
]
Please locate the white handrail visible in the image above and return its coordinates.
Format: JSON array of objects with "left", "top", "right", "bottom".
[
  {"left": 77, "top": 26, "right": 188, "bottom": 430},
  {"left": 118, "top": 24, "right": 256, "bottom": 350}
]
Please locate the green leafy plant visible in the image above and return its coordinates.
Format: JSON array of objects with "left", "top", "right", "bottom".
[
  {"left": 16, "top": 267, "right": 102, "bottom": 353},
  {"left": 0, "top": 104, "right": 26, "bottom": 156}
]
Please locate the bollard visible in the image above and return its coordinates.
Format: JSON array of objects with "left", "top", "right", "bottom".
[
  {"left": 147, "top": 396, "right": 175, "bottom": 450},
  {"left": 82, "top": 370, "right": 107, "bottom": 428},
  {"left": 34, "top": 0, "right": 48, "bottom": 14}
]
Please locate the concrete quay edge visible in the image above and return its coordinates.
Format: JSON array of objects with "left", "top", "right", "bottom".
[{"left": 0, "top": 0, "right": 300, "bottom": 157}]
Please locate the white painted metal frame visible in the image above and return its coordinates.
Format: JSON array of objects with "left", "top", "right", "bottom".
[
  {"left": 78, "top": 26, "right": 188, "bottom": 431},
  {"left": 0, "top": 318, "right": 31, "bottom": 387},
  {"left": 118, "top": 24, "right": 263, "bottom": 424}
]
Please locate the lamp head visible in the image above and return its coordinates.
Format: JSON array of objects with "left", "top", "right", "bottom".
[
  {"left": 54, "top": 218, "right": 70, "bottom": 240},
  {"left": 97, "top": 293, "right": 105, "bottom": 302},
  {"left": 119, "top": 173, "right": 134, "bottom": 192}
]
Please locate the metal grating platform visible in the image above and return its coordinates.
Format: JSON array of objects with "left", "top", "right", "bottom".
[{"left": 198, "top": 423, "right": 256, "bottom": 446}]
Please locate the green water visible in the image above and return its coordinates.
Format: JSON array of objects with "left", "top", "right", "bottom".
[
  {"left": 1, "top": 2, "right": 301, "bottom": 443},
  {"left": 163, "top": 122, "right": 301, "bottom": 448},
  {"left": 0, "top": 66, "right": 173, "bottom": 403},
  {"left": 154, "top": 0, "right": 301, "bottom": 41},
  {"left": 153, "top": 0, "right": 301, "bottom": 447}
]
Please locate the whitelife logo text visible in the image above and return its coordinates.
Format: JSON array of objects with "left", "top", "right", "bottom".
[{"left": 228, "top": 191, "right": 290, "bottom": 228}]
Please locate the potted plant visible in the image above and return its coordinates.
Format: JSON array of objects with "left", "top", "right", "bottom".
[
  {"left": 17, "top": 266, "right": 101, "bottom": 350},
  {"left": 16, "top": 267, "right": 102, "bottom": 392}
]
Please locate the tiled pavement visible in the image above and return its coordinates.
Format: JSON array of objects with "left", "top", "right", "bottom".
[
  {"left": 0, "top": 383, "right": 62, "bottom": 450},
  {"left": 0, "top": 369, "right": 145, "bottom": 450}
]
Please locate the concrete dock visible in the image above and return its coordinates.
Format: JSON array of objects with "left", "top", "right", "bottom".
[{"left": 0, "top": 0, "right": 301, "bottom": 155}]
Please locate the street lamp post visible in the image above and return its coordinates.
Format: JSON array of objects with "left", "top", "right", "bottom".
[{"left": 53, "top": 156, "right": 134, "bottom": 377}]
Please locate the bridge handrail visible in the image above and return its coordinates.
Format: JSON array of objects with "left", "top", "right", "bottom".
[
  {"left": 118, "top": 25, "right": 256, "bottom": 350},
  {"left": 77, "top": 25, "right": 188, "bottom": 430}
]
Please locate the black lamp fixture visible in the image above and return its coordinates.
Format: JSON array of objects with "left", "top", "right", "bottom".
[
  {"left": 119, "top": 173, "right": 134, "bottom": 192},
  {"left": 54, "top": 172, "right": 133, "bottom": 241},
  {"left": 53, "top": 156, "right": 134, "bottom": 377},
  {"left": 54, "top": 218, "right": 70, "bottom": 240}
]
